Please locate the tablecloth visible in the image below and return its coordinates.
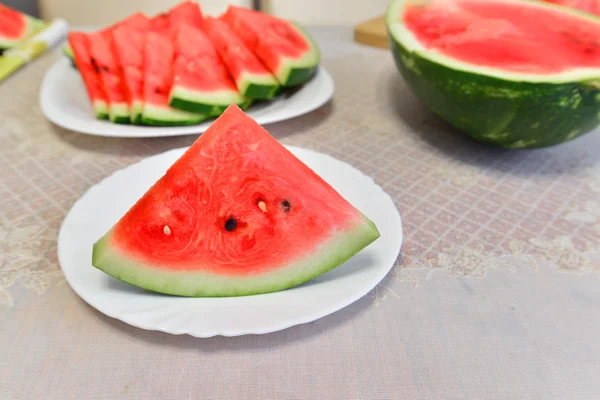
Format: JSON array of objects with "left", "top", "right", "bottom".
[{"left": 1, "top": 27, "right": 599, "bottom": 400}]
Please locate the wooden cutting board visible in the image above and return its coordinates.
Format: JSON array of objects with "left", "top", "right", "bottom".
[{"left": 353, "top": 16, "right": 389, "bottom": 49}]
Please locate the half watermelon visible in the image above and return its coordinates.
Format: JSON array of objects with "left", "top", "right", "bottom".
[
  {"left": 0, "top": 4, "right": 44, "bottom": 51},
  {"left": 387, "top": 0, "right": 600, "bottom": 148},
  {"left": 221, "top": 6, "right": 320, "bottom": 87},
  {"left": 92, "top": 105, "right": 380, "bottom": 297},
  {"left": 205, "top": 17, "right": 280, "bottom": 100},
  {"left": 169, "top": 23, "right": 247, "bottom": 115}
]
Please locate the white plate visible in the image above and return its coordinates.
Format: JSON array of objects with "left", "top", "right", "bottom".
[
  {"left": 40, "top": 58, "right": 334, "bottom": 138},
  {"left": 57, "top": 146, "right": 403, "bottom": 337}
]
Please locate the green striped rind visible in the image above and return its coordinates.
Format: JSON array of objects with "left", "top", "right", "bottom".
[
  {"left": 93, "top": 100, "right": 109, "bottom": 120},
  {"left": 141, "top": 103, "right": 208, "bottom": 126},
  {"left": 273, "top": 22, "right": 320, "bottom": 87},
  {"left": 238, "top": 70, "right": 280, "bottom": 99},
  {"left": 91, "top": 215, "right": 379, "bottom": 297},
  {"left": 0, "top": 15, "right": 45, "bottom": 49},
  {"left": 108, "top": 102, "right": 130, "bottom": 124},
  {"left": 169, "top": 84, "right": 248, "bottom": 115},
  {"left": 386, "top": 0, "right": 600, "bottom": 148}
]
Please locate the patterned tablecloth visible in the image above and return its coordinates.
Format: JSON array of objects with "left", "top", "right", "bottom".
[{"left": 1, "top": 27, "right": 599, "bottom": 400}]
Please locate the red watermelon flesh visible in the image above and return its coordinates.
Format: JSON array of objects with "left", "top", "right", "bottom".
[
  {"left": 0, "top": 4, "right": 42, "bottom": 49},
  {"left": 168, "top": 23, "right": 245, "bottom": 114},
  {"left": 167, "top": 1, "right": 203, "bottom": 29},
  {"left": 68, "top": 32, "right": 109, "bottom": 119},
  {"left": 204, "top": 16, "right": 280, "bottom": 99},
  {"left": 111, "top": 16, "right": 151, "bottom": 124},
  {"left": 92, "top": 105, "right": 379, "bottom": 297},
  {"left": 403, "top": 0, "right": 600, "bottom": 74},
  {"left": 220, "top": 6, "right": 319, "bottom": 86}
]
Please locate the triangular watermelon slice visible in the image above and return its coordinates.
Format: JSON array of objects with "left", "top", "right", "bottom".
[
  {"left": 141, "top": 3, "right": 208, "bottom": 125},
  {"left": 111, "top": 17, "right": 151, "bottom": 124},
  {"left": 68, "top": 32, "right": 109, "bottom": 119},
  {"left": 204, "top": 17, "right": 280, "bottom": 100},
  {"left": 92, "top": 105, "right": 380, "bottom": 297},
  {"left": 86, "top": 13, "right": 150, "bottom": 124},
  {"left": 221, "top": 6, "right": 320, "bottom": 87},
  {"left": 0, "top": 4, "right": 44, "bottom": 51},
  {"left": 168, "top": 23, "right": 247, "bottom": 115}
]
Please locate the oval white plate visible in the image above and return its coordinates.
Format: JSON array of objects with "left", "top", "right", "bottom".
[
  {"left": 57, "top": 146, "right": 403, "bottom": 337},
  {"left": 40, "top": 58, "right": 334, "bottom": 138}
]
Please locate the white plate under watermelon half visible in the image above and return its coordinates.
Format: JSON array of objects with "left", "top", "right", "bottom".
[
  {"left": 40, "top": 3, "right": 332, "bottom": 138},
  {"left": 57, "top": 105, "right": 403, "bottom": 337}
]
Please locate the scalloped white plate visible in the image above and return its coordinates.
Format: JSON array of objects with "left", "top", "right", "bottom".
[
  {"left": 57, "top": 146, "right": 402, "bottom": 337},
  {"left": 40, "top": 58, "right": 334, "bottom": 138}
]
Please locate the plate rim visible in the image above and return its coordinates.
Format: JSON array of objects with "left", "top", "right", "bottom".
[
  {"left": 39, "top": 58, "right": 335, "bottom": 138},
  {"left": 57, "top": 145, "right": 403, "bottom": 338}
]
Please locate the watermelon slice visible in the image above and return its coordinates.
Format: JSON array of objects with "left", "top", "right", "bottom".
[
  {"left": 87, "top": 31, "right": 130, "bottom": 124},
  {"left": 84, "top": 13, "right": 150, "bottom": 124},
  {"left": 387, "top": 0, "right": 600, "bottom": 148},
  {"left": 205, "top": 17, "right": 280, "bottom": 99},
  {"left": 111, "top": 17, "right": 150, "bottom": 124},
  {"left": 0, "top": 4, "right": 44, "bottom": 51},
  {"left": 68, "top": 33, "right": 109, "bottom": 119},
  {"left": 92, "top": 105, "right": 380, "bottom": 297},
  {"left": 169, "top": 23, "right": 247, "bottom": 115},
  {"left": 140, "top": 3, "right": 208, "bottom": 125},
  {"left": 141, "top": 29, "right": 207, "bottom": 125},
  {"left": 221, "top": 6, "right": 320, "bottom": 87}
]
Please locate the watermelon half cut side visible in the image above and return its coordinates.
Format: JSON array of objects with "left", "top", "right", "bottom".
[
  {"left": 68, "top": 33, "right": 109, "bottom": 119},
  {"left": 169, "top": 23, "right": 247, "bottom": 115},
  {"left": 221, "top": 6, "right": 320, "bottom": 87},
  {"left": 387, "top": 0, "right": 600, "bottom": 148},
  {"left": 92, "top": 105, "right": 380, "bottom": 297},
  {"left": 0, "top": 4, "right": 44, "bottom": 50},
  {"left": 142, "top": 30, "right": 207, "bottom": 126},
  {"left": 205, "top": 17, "right": 280, "bottom": 99}
]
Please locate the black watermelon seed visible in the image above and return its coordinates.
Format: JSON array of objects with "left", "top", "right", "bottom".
[
  {"left": 281, "top": 200, "right": 291, "bottom": 213},
  {"left": 154, "top": 88, "right": 163, "bottom": 94},
  {"left": 101, "top": 66, "right": 109, "bottom": 72},
  {"left": 225, "top": 218, "right": 237, "bottom": 232},
  {"left": 91, "top": 58, "right": 100, "bottom": 73}
]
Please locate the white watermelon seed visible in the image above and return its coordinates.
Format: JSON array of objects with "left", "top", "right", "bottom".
[
  {"left": 258, "top": 200, "right": 267, "bottom": 212},
  {"left": 163, "top": 225, "right": 171, "bottom": 235}
]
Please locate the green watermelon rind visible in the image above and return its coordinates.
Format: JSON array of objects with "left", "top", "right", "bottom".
[
  {"left": 91, "top": 215, "right": 380, "bottom": 297},
  {"left": 0, "top": 15, "right": 45, "bottom": 49},
  {"left": 130, "top": 100, "right": 143, "bottom": 125},
  {"left": 273, "top": 22, "right": 320, "bottom": 87},
  {"left": 169, "top": 84, "right": 248, "bottom": 115},
  {"left": 109, "top": 102, "right": 131, "bottom": 124},
  {"left": 386, "top": 0, "right": 600, "bottom": 148},
  {"left": 237, "top": 70, "right": 280, "bottom": 99},
  {"left": 141, "top": 103, "right": 208, "bottom": 126},
  {"left": 93, "top": 100, "right": 109, "bottom": 120}
]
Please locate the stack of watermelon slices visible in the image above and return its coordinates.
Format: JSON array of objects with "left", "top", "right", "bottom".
[{"left": 67, "top": 2, "right": 320, "bottom": 126}]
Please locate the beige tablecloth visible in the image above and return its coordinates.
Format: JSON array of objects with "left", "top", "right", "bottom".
[{"left": 1, "top": 27, "right": 599, "bottom": 400}]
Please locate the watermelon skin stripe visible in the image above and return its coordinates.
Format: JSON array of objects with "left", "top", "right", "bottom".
[
  {"left": 92, "top": 216, "right": 378, "bottom": 297},
  {"left": 386, "top": 0, "right": 600, "bottom": 148}
]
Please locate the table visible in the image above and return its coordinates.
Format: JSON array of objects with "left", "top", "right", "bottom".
[{"left": 1, "top": 27, "right": 599, "bottom": 400}]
